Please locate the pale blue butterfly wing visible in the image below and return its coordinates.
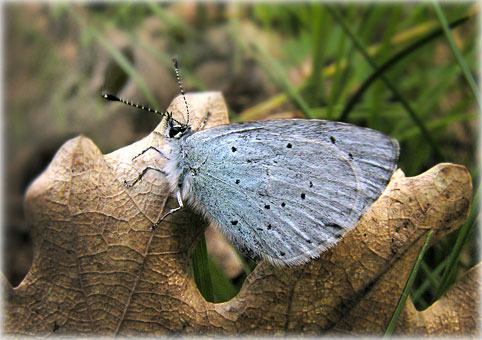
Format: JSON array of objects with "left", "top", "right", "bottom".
[{"left": 176, "top": 119, "right": 398, "bottom": 265}]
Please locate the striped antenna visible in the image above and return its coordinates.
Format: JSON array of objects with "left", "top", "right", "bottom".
[
  {"left": 101, "top": 93, "right": 165, "bottom": 118},
  {"left": 172, "top": 58, "right": 190, "bottom": 125}
]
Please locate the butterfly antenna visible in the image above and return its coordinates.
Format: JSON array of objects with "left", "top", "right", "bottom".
[
  {"left": 101, "top": 93, "right": 165, "bottom": 118},
  {"left": 172, "top": 58, "right": 191, "bottom": 125}
]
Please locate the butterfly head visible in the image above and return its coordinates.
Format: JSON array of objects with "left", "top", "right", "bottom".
[{"left": 166, "top": 112, "right": 191, "bottom": 139}]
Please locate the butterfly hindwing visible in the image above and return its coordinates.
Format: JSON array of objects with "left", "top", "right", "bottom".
[{"left": 179, "top": 119, "right": 398, "bottom": 265}]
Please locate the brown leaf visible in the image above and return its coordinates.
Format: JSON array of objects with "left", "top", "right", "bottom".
[{"left": 3, "top": 92, "right": 476, "bottom": 336}]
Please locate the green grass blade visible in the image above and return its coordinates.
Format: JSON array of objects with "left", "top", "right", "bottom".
[
  {"left": 251, "top": 40, "right": 315, "bottom": 119},
  {"left": 147, "top": 3, "right": 198, "bottom": 38},
  {"left": 432, "top": 1, "right": 481, "bottom": 110},
  {"left": 208, "top": 256, "right": 238, "bottom": 302},
  {"left": 434, "top": 187, "right": 478, "bottom": 300},
  {"left": 383, "top": 230, "right": 433, "bottom": 337},
  {"left": 96, "top": 35, "right": 159, "bottom": 108},
  {"left": 325, "top": 4, "right": 444, "bottom": 161},
  {"left": 127, "top": 32, "right": 207, "bottom": 92},
  {"left": 239, "top": 10, "right": 470, "bottom": 122},
  {"left": 308, "top": 4, "right": 327, "bottom": 104},
  {"left": 419, "top": 260, "right": 439, "bottom": 289},
  {"left": 192, "top": 235, "right": 214, "bottom": 302},
  {"left": 338, "top": 15, "right": 469, "bottom": 121},
  {"left": 67, "top": 8, "right": 159, "bottom": 109},
  {"left": 228, "top": 17, "right": 315, "bottom": 118},
  {"left": 396, "top": 111, "right": 476, "bottom": 142},
  {"left": 327, "top": 27, "right": 347, "bottom": 120},
  {"left": 411, "top": 257, "right": 448, "bottom": 303}
]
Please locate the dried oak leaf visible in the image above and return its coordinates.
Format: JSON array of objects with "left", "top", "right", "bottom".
[{"left": 2, "top": 92, "right": 477, "bottom": 336}]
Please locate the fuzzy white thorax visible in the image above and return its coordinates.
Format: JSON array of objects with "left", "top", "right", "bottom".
[
  {"left": 163, "top": 140, "right": 192, "bottom": 201},
  {"left": 161, "top": 117, "right": 197, "bottom": 212}
]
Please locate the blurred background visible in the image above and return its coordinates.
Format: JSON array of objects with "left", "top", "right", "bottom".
[{"left": 4, "top": 2, "right": 478, "bottom": 307}]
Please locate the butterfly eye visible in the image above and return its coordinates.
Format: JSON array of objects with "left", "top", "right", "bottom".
[{"left": 168, "top": 121, "right": 190, "bottom": 139}]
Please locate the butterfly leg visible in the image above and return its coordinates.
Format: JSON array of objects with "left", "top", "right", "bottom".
[
  {"left": 125, "top": 146, "right": 168, "bottom": 187},
  {"left": 197, "top": 110, "right": 211, "bottom": 130},
  {"left": 152, "top": 190, "right": 184, "bottom": 230},
  {"left": 124, "top": 166, "right": 166, "bottom": 188},
  {"left": 132, "top": 146, "right": 168, "bottom": 161}
]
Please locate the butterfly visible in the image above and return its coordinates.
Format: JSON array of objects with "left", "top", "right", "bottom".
[{"left": 102, "top": 59, "right": 399, "bottom": 265}]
